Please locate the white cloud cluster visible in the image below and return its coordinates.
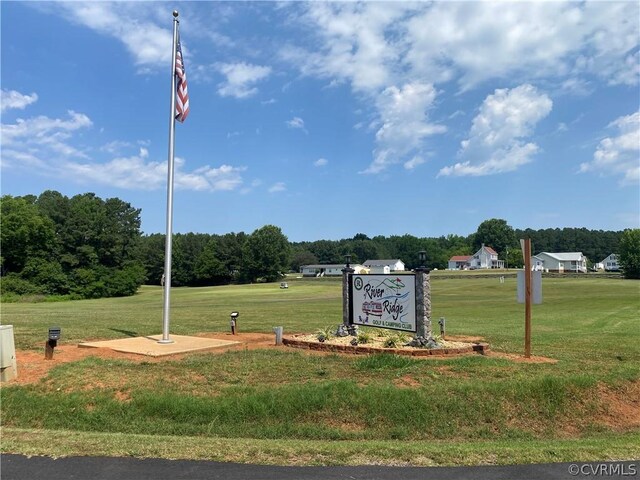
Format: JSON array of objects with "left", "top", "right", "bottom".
[
  {"left": 286, "top": 116, "right": 307, "bottom": 133},
  {"left": 217, "top": 62, "right": 272, "bottom": 99},
  {"left": 43, "top": 2, "right": 174, "bottom": 71},
  {"left": 439, "top": 85, "right": 553, "bottom": 177},
  {"left": 65, "top": 149, "right": 246, "bottom": 192},
  {"left": 314, "top": 158, "right": 328, "bottom": 167},
  {"left": 365, "top": 82, "right": 445, "bottom": 174},
  {"left": 0, "top": 92, "right": 246, "bottom": 192},
  {"left": 284, "top": 1, "right": 637, "bottom": 175},
  {"left": 1, "top": 89, "right": 38, "bottom": 112},
  {"left": 268, "top": 182, "right": 286, "bottom": 193},
  {"left": 580, "top": 111, "right": 640, "bottom": 186},
  {"left": 1, "top": 109, "right": 93, "bottom": 165}
]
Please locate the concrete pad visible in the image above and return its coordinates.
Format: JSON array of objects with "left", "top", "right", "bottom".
[{"left": 78, "top": 335, "right": 240, "bottom": 357}]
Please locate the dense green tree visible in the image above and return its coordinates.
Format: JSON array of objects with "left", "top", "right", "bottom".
[
  {"left": 290, "top": 249, "right": 318, "bottom": 272},
  {"left": 195, "top": 236, "right": 232, "bottom": 285},
  {"left": 172, "top": 233, "right": 211, "bottom": 286},
  {"left": 138, "top": 234, "right": 166, "bottom": 285},
  {"left": 619, "top": 229, "right": 640, "bottom": 279},
  {"left": 0, "top": 195, "right": 57, "bottom": 273},
  {"left": 1, "top": 191, "right": 144, "bottom": 299},
  {"left": 473, "top": 218, "right": 517, "bottom": 257},
  {"left": 242, "top": 225, "right": 290, "bottom": 282}
]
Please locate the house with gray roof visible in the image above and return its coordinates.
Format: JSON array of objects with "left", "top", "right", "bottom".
[{"left": 531, "top": 252, "right": 588, "bottom": 273}]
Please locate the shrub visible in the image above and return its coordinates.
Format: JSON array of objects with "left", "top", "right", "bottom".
[{"left": 0, "top": 274, "right": 42, "bottom": 296}]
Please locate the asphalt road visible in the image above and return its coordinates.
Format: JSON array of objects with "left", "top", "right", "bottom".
[{"left": 2, "top": 455, "right": 638, "bottom": 480}]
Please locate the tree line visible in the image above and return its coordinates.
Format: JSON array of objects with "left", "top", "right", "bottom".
[{"left": 1, "top": 192, "right": 637, "bottom": 301}]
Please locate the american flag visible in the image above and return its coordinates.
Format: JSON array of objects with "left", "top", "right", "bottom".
[{"left": 175, "top": 34, "right": 189, "bottom": 123}]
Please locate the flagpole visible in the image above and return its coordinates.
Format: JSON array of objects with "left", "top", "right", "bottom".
[{"left": 159, "top": 10, "right": 180, "bottom": 344}]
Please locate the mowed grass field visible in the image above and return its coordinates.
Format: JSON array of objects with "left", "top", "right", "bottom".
[{"left": 2, "top": 274, "right": 639, "bottom": 466}]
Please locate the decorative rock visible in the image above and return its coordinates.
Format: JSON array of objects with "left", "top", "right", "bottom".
[
  {"left": 335, "top": 324, "right": 349, "bottom": 337},
  {"left": 405, "top": 335, "right": 441, "bottom": 349},
  {"left": 347, "top": 324, "right": 359, "bottom": 336},
  {"left": 350, "top": 338, "right": 358, "bottom": 346}
]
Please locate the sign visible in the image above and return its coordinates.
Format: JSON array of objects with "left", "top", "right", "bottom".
[
  {"left": 350, "top": 274, "right": 416, "bottom": 332},
  {"left": 517, "top": 270, "right": 543, "bottom": 304}
]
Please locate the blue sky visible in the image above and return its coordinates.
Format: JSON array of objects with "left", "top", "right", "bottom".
[{"left": 2, "top": 1, "right": 639, "bottom": 242}]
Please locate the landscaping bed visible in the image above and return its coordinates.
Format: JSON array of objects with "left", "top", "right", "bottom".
[{"left": 283, "top": 333, "right": 490, "bottom": 356}]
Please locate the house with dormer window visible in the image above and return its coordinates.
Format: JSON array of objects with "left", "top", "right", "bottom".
[
  {"left": 469, "top": 244, "right": 504, "bottom": 269},
  {"left": 448, "top": 245, "right": 503, "bottom": 270}
]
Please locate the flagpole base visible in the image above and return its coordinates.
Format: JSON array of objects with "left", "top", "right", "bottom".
[{"left": 157, "top": 338, "right": 175, "bottom": 345}]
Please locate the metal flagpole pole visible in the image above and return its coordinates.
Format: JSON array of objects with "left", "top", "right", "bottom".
[{"left": 159, "top": 10, "right": 180, "bottom": 344}]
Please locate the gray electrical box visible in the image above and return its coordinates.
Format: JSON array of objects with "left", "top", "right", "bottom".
[{"left": 0, "top": 325, "right": 18, "bottom": 382}]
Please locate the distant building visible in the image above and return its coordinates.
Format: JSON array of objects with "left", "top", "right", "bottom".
[
  {"left": 300, "top": 264, "right": 367, "bottom": 277},
  {"left": 448, "top": 255, "right": 472, "bottom": 270},
  {"left": 469, "top": 244, "right": 504, "bottom": 269},
  {"left": 363, "top": 259, "right": 405, "bottom": 274},
  {"left": 531, "top": 252, "right": 588, "bottom": 273},
  {"left": 601, "top": 254, "right": 620, "bottom": 272}
]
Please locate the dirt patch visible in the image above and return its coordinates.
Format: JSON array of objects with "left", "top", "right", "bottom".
[
  {"left": 393, "top": 375, "right": 422, "bottom": 388},
  {"left": 596, "top": 380, "right": 640, "bottom": 430},
  {"left": 8, "top": 332, "right": 281, "bottom": 385},
  {"left": 486, "top": 351, "right": 558, "bottom": 364}
]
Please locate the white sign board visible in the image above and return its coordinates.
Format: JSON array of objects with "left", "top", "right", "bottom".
[
  {"left": 517, "top": 270, "right": 543, "bottom": 304},
  {"left": 351, "top": 274, "right": 416, "bottom": 332}
]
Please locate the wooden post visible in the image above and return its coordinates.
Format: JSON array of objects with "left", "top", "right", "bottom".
[{"left": 524, "top": 238, "right": 532, "bottom": 358}]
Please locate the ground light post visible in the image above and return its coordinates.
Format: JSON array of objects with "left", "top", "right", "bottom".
[
  {"left": 415, "top": 250, "right": 432, "bottom": 339},
  {"left": 342, "top": 254, "right": 354, "bottom": 329}
]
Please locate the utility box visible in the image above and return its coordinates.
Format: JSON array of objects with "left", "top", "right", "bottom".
[{"left": 0, "top": 325, "right": 18, "bottom": 382}]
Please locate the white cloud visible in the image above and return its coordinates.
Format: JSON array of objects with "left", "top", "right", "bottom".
[
  {"left": 439, "top": 84, "right": 552, "bottom": 177},
  {"left": 268, "top": 182, "right": 286, "bottom": 193},
  {"left": 1, "top": 110, "right": 93, "bottom": 161},
  {"left": 580, "top": 111, "right": 640, "bottom": 186},
  {"left": 1, "top": 110, "right": 246, "bottom": 192},
  {"left": 217, "top": 62, "right": 272, "bottom": 99},
  {"left": 288, "top": 2, "right": 638, "bottom": 93},
  {"left": 1, "top": 89, "right": 38, "bottom": 112},
  {"left": 405, "top": 1, "right": 639, "bottom": 90},
  {"left": 363, "top": 82, "right": 445, "bottom": 174},
  {"left": 43, "top": 3, "right": 173, "bottom": 71},
  {"left": 286, "top": 116, "right": 307, "bottom": 133},
  {"left": 283, "top": 2, "right": 412, "bottom": 93},
  {"left": 63, "top": 149, "right": 245, "bottom": 192},
  {"left": 280, "top": 2, "right": 637, "bottom": 174},
  {"left": 314, "top": 158, "right": 328, "bottom": 167},
  {"left": 404, "top": 156, "right": 425, "bottom": 170}
]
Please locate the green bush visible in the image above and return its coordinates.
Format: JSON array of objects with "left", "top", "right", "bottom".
[{"left": 0, "top": 274, "right": 42, "bottom": 295}]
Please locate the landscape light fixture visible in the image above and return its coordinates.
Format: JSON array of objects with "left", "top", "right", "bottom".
[
  {"left": 45, "top": 327, "right": 61, "bottom": 360},
  {"left": 345, "top": 254, "right": 352, "bottom": 268},
  {"left": 418, "top": 250, "right": 427, "bottom": 268},
  {"left": 230, "top": 312, "right": 239, "bottom": 335}
]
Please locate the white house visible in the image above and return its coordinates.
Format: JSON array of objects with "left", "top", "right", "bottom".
[
  {"left": 448, "top": 255, "right": 472, "bottom": 270},
  {"left": 300, "top": 264, "right": 367, "bottom": 277},
  {"left": 601, "top": 254, "right": 620, "bottom": 272},
  {"left": 363, "top": 259, "right": 405, "bottom": 274},
  {"left": 531, "top": 252, "right": 588, "bottom": 273},
  {"left": 469, "top": 244, "right": 504, "bottom": 269}
]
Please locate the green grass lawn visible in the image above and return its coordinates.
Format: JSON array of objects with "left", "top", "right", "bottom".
[{"left": 2, "top": 275, "right": 639, "bottom": 465}]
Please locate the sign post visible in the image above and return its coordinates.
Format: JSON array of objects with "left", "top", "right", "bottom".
[{"left": 523, "top": 238, "right": 532, "bottom": 358}]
